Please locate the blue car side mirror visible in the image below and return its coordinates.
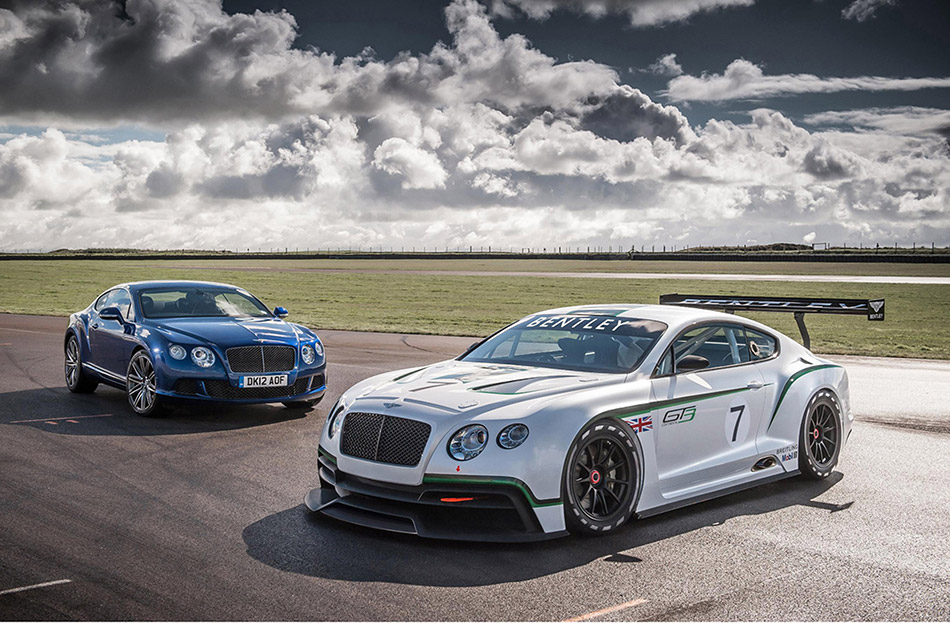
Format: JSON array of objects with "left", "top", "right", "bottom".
[
  {"left": 274, "top": 306, "right": 289, "bottom": 318},
  {"left": 99, "top": 306, "right": 123, "bottom": 322}
]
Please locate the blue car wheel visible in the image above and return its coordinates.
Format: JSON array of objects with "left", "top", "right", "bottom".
[
  {"left": 127, "top": 350, "right": 166, "bottom": 417},
  {"left": 64, "top": 334, "right": 98, "bottom": 394}
]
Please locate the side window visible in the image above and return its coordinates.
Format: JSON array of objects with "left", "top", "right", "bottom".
[
  {"left": 654, "top": 348, "right": 674, "bottom": 376},
  {"left": 743, "top": 327, "right": 777, "bottom": 361},
  {"left": 112, "top": 289, "right": 134, "bottom": 321},
  {"left": 94, "top": 290, "right": 114, "bottom": 311},
  {"left": 672, "top": 324, "right": 755, "bottom": 372}
]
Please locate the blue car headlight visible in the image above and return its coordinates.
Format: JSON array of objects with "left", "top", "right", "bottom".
[
  {"left": 313, "top": 340, "right": 324, "bottom": 358},
  {"left": 168, "top": 344, "right": 187, "bottom": 360},
  {"left": 191, "top": 346, "right": 215, "bottom": 368},
  {"left": 301, "top": 343, "right": 316, "bottom": 365}
]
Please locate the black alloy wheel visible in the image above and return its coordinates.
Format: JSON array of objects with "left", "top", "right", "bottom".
[
  {"left": 799, "top": 390, "right": 842, "bottom": 479},
  {"left": 564, "top": 420, "right": 641, "bottom": 535}
]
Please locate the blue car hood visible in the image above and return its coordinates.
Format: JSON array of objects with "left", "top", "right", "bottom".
[{"left": 153, "top": 317, "right": 303, "bottom": 348}]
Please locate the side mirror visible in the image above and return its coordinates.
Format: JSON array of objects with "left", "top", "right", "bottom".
[
  {"left": 273, "top": 306, "right": 289, "bottom": 318},
  {"left": 676, "top": 355, "right": 709, "bottom": 373},
  {"left": 99, "top": 306, "right": 123, "bottom": 322}
]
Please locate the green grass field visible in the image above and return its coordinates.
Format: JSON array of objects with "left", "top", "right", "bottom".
[{"left": 1, "top": 259, "right": 948, "bottom": 359}]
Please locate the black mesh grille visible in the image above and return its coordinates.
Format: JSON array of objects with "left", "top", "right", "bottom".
[
  {"left": 340, "top": 412, "right": 431, "bottom": 467},
  {"left": 203, "top": 375, "right": 313, "bottom": 400},
  {"left": 173, "top": 378, "right": 199, "bottom": 396},
  {"left": 226, "top": 346, "right": 296, "bottom": 373}
]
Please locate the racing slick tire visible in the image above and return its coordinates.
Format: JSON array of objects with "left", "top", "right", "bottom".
[
  {"left": 127, "top": 350, "right": 167, "bottom": 417},
  {"left": 64, "top": 334, "right": 98, "bottom": 393},
  {"left": 563, "top": 419, "right": 641, "bottom": 536},
  {"left": 799, "top": 390, "right": 842, "bottom": 480}
]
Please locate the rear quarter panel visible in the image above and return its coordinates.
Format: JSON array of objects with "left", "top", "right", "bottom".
[{"left": 758, "top": 361, "right": 850, "bottom": 471}]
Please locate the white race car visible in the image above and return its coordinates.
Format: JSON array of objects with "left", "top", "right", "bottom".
[{"left": 308, "top": 295, "right": 883, "bottom": 541}]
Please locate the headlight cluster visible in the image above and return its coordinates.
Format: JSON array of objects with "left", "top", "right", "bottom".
[
  {"left": 190, "top": 346, "right": 215, "bottom": 368},
  {"left": 448, "top": 424, "right": 489, "bottom": 461},
  {"left": 447, "top": 423, "right": 529, "bottom": 461},
  {"left": 327, "top": 400, "right": 345, "bottom": 438},
  {"left": 169, "top": 344, "right": 215, "bottom": 367},
  {"left": 498, "top": 423, "right": 530, "bottom": 449},
  {"left": 301, "top": 341, "right": 324, "bottom": 365}
]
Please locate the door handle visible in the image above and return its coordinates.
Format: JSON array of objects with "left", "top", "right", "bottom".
[{"left": 747, "top": 380, "right": 765, "bottom": 389}]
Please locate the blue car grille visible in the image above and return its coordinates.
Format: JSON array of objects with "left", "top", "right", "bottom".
[
  {"left": 173, "top": 373, "right": 324, "bottom": 400},
  {"left": 340, "top": 412, "right": 431, "bottom": 467},
  {"left": 226, "top": 345, "right": 296, "bottom": 373}
]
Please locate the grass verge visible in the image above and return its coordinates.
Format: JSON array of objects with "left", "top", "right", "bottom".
[{"left": 1, "top": 260, "right": 947, "bottom": 359}]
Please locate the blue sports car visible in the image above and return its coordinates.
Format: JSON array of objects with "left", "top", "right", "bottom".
[{"left": 64, "top": 280, "right": 327, "bottom": 416}]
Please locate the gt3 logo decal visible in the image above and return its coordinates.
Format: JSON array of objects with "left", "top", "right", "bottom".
[
  {"left": 626, "top": 415, "right": 653, "bottom": 433},
  {"left": 662, "top": 406, "right": 696, "bottom": 426}
]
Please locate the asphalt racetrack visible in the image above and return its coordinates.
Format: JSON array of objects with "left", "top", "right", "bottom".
[{"left": 1, "top": 314, "right": 949, "bottom": 620}]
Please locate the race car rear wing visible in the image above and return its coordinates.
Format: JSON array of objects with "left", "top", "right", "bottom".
[{"left": 659, "top": 293, "right": 885, "bottom": 350}]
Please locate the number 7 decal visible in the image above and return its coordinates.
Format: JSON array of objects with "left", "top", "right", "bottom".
[{"left": 730, "top": 404, "right": 745, "bottom": 442}]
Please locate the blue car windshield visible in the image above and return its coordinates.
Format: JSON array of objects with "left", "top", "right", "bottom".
[
  {"left": 461, "top": 314, "right": 668, "bottom": 373},
  {"left": 138, "top": 287, "right": 272, "bottom": 319}
]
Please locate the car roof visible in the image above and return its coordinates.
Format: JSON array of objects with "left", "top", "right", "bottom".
[
  {"left": 528, "top": 303, "right": 778, "bottom": 334},
  {"left": 118, "top": 280, "right": 246, "bottom": 292}
]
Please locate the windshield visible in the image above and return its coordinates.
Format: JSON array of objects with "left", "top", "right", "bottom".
[
  {"left": 138, "top": 287, "right": 272, "bottom": 319},
  {"left": 461, "top": 314, "right": 667, "bottom": 374}
]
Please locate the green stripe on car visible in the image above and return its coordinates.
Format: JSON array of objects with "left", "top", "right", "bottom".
[{"left": 767, "top": 364, "right": 842, "bottom": 429}]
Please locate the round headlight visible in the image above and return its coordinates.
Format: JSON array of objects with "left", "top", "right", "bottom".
[
  {"left": 191, "top": 346, "right": 215, "bottom": 368},
  {"left": 498, "top": 423, "right": 529, "bottom": 449},
  {"left": 448, "top": 424, "right": 489, "bottom": 461},
  {"left": 313, "top": 340, "right": 324, "bottom": 358},
  {"left": 327, "top": 402, "right": 345, "bottom": 438},
  {"left": 301, "top": 343, "right": 316, "bottom": 365},
  {"left": 168, "top": 344, "right": 187, "bottom": 360}
]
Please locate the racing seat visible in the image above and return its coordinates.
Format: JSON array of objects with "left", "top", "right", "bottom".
[
  {"left": 615, "top": 337, "right": 644, "bottom": 369},
  {"left": 140, "top": 295, "right": 155, "bottom": 316},
  {"left": 557, "top": 338, "right": 589, "bottom": 365}
]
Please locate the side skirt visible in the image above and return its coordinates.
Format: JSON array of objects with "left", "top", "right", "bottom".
[
  {"left": 636, "top": 470, "right": 799, "bottom": 519},
  {"left": 84, "top": 362, "right": 127, "bottom": 388}
]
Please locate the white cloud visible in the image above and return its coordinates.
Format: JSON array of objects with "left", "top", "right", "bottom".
[
  {"left": 665, "top": 59, "right": 950, "bottom": 102},
  {"left": 804, "top": 107, "right": 950, "bottom": 136},
  {"left": 373, "top": 138, "right": 448, "bottom": 189},
  {"left": 0, "top": 0, "right": 948, "bottom": 251},
  {"left": 492, "top": 0, "right": 756, "bottom": 27},
  {"left": 648, "top": 54, "right": 683, "bottom": 77},
  {"left": 841, "top": 0, "right": 897, "bottom": 22}
]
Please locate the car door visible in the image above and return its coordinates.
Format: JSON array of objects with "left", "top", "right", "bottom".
[
  {"left": 91, "top": 288, "right": 136, "bottom": 376},
  {"left": 649, "top": 324, "right": 769, "bottom": 497},
  {"left": 88, "top": 289, "right": 118, "bottom": 371}
]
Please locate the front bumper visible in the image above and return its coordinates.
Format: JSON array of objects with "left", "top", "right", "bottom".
[
  {"left": 306, "top": 450, "right": 567, "bottom": 542},
  {"left": 158, "top": 370, "right": 327, "bottom": 404}
]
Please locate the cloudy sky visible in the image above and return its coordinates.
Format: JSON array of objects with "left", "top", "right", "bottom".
[{"left": 0, "top": 0, "right": 948, "bottom": 251}]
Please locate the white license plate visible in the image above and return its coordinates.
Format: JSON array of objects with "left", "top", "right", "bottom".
[{"left": 239, "top": 374, "right": 289, "bottom": 388}]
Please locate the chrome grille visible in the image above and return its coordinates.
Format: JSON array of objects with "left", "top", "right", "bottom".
[
  {"left": 340, "top": 412, "right": 431, "bottom": 467},
  {"left": 226, "top": 345, "right": 296, "bottom": 373}
]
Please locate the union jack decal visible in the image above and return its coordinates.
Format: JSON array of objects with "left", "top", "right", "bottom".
[{"left": 626, "top": 415, "right": 653, "bottom": 434}]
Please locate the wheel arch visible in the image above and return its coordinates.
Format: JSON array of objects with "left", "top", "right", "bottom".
[
  {"left": 557, "top": 414, "right": 647, "bottom": 517},
  {"left": 764, "top": 364, "right": 847, "bottom": 450}
]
